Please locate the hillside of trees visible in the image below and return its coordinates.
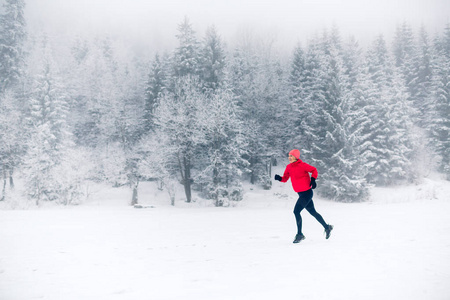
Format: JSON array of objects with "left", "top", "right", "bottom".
[{"left": 1, "top": 0, "right": 449, "bottom": 206}]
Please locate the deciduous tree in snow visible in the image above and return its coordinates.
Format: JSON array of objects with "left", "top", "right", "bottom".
[
  {"left": 228, "top": 39, "right": 285, "bottom": 189},
  {"left": 201, "top": 87, "right": 248, "bottom": 206},
  {"left": 155, "top": 75, "right": 209, "bottom": 203}
]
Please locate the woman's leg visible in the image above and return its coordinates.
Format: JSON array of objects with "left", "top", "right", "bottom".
[
  {"left": 293, "top": 190, "right": 313, "bottom": 235},
  {"left": 304, "top": 194, "right": 328, "bottom": 229},
  {"left": 293, "top": 198, "right": 305, "bottom": 235}
]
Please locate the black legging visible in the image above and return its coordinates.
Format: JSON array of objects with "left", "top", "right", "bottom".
[{"left": 293, "top": 189, "right": 328, "bottom": 235}]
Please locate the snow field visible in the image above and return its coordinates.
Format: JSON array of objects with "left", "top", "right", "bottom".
[{"left": 1, "top": 178, "right": 450, "bottom": 300}]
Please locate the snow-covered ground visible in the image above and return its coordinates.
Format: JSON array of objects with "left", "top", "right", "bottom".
[{"left": 1, "top": 174, "right": 450, "bottom": 300}]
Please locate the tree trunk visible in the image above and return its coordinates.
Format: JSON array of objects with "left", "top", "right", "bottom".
[
  {"left": 164, "top": 178, "right": 176, "bottom": 206},
  {"left": 9, "top": 168, "right": 14, "bottom": 189},
  {"left": 36, "top": 185, "right": 40, "bottom": 206},
  {"left": 0, "top": 168, "right": 6, "bottom": 201},
  {"left": 272, "top": 157, "right": 277, "bottom": 167},
  {"left": 131, "top": 178, "right": 139, "bottom": 206},
  {"left": 183, "top": 156, "right": 192, "bottom": 203},
  {"left": 213, "top": 166, "right": 219, "bottom": 206},
  {"left": 168, "top": 186, "right": 175, "bottom": 206},
  {"left": 250, "top": 155, "right": 256, "bottom": 184},
  {"left": 157, "top": 178, "right": 164, "bottom": 191},
  {"left": 177, "top": 153, "right": 193, "bottom": 203}
]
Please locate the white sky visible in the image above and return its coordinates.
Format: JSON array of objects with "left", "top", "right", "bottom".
[{"left": 19, "top": 0, "right": 450, "bottom": 54}]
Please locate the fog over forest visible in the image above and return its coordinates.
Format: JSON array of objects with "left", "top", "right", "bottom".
[
  {"left": 23, "top": 0, "right": 450, "bottom": 53},
  {"left": 1, "top": 0, "right": 450, "bottom": 206}
]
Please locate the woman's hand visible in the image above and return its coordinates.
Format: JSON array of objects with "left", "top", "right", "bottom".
[{"left": 310, "top": 177, "right": 317, "bottom": 189}]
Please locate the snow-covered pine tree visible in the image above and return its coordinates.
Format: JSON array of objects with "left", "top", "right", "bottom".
[
  {"left": 228, "top": 37, "right": 285, "bottom": 188},
  {"left": 407, "top": 26, "right": 436, "bottom": 177},
  {"left": 0, "top": 0, "right": 26, "bottom": 196},
  {"left": 307, "top": 29, "right": 352, "bottom": 200},
  {"left": 288, "top": 43, "right": 318, "bottom": 155},
  {"left": 429, "top": 24, "right": 450, "bottom": 179},
  {"left": 173, "top": 16, "right": 200, "bottom": 79},
  {"left": 199, "top": 25, "right": 226, "bottom": 93},
  {"left": 268, "top": 49, "right": 293, "bottom": 160},
  {"left": 144, "top": 53, "right": 166, "bottom": 132},
  {"left": 101, "top": 36, "right": 118, "bottom": 74},
  {"left": 293, "top": 28, "right": 369, "bottom": 201},
  {"left": 293, "top": 37, "right": 326, "bottom": 160},
  {"left": 290, "top": 45, "right": 306, "bottom": 89},
  {"left": 116, "top": 53, "right": 147, "bottom": 205},
  {"left": 390, "top": 24, "right": 422, "bottom": 182},
  {"left": 23, "top": 38, "right": 72, "bottom": 205},
  {"left": 253, "top": 55, "right": 286, "bottom": 188},
  {"left": 363, "top": 35, "right": 395, "bottom": 185},
  {"left": 0, "top": 90, "right": 25, "bottom": 200},
  {"left": 386, "top": 71, "right": 416, "bottom": 182},
  {"left": 228, "top": 45, "right": 256, "bottom": 113},
  {"left": 414, "top": 26, "right": 435, "bottom": 127},
  {"left": 393, "top": 22, "right": 416, "bottom": 68},
  {"left": 393, "top": 22, "right": 422, "bottom": 123},
  {"left": 67, "top": 38, "right": 96, "bottom": 147},
  {"left": 364, "top": 35, "right": 415, "bottom": 185},
  {"left": 71, "top": 36, "right": 89, "bottom": 65},
  {"left": 69, "top": 37, "right": 121, "bottom": 148},
  {"left": 23, "top": 124, "right": 57, "bottom": 205},
  {"left": 0, "top": 0, "right": 26, "bottom": 92},
  {"left": 338, "top": 36, "right": 370, "bottom": 201},
  {"left": 69, "top": 37, "right": 132, "bottom": 186},
  {"left": 228, "top": 46, "right": 259, "bottom": 184},
  {"left": 287, "top": 44, "right": 305, "bottom": 149}
]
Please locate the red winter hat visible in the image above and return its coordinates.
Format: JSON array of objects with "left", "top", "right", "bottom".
[{"left": 289, "top": 149, "right": 300, "bottom": 160}]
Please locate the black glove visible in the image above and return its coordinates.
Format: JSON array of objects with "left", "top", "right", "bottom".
[
  {"left": 274, "top": 174, "right": 282, "bottom": 181},
  {"left": 310, "top": 177, "right": 317, "bottom": 189}
]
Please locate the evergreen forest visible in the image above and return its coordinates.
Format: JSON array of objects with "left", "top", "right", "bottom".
[{"left": 1, "top": 0, "right": 449, "bottom": 206}]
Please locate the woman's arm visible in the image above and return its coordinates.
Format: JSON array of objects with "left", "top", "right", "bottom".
[{"left": 304, "top": 162, "right": 318, "bottom": 179}]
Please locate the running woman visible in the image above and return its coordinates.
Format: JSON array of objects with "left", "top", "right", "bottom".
[{"left": 274, "top": 149, "right": 333, "bottom": 243}]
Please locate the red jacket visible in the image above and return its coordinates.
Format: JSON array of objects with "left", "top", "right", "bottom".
[{"left": 281, "top": 159, "right": 318, "bottom": 192}]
